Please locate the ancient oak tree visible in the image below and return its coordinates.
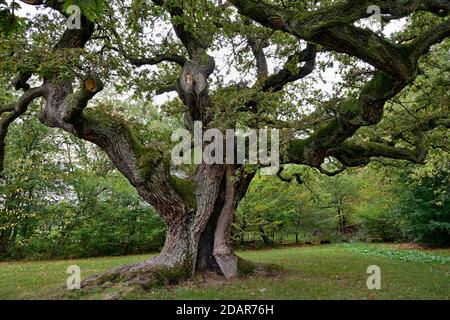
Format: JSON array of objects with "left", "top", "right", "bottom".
[{"left": 0, "top": 0, "right": 449, "bottom": 287}]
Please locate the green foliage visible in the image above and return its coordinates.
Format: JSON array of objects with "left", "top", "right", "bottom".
[
  {"left": 394, "top": 152, "right": 450, "bottom": 247},
  {"left": 236, "top": 153, "right": 449, "bottom": 248},
  {"left": 352, "top": 165, "right": 404, "bottom": 242},
  {"left": 341, "top": 243, "right": 450, "bottom": 264},
  {"left": 0, "top": 115, "right": 61, "bottom": 257},
  {"left": 0, "top": 104, "right": 166, "bottom": 260},
  {"left": 0, "top": 0, "right": 25, "bottom": 37},
  {"left": 235, "top": 168, "right": 350, "bottom": 247},
  {"left": 63, "top": 0, "right": 105, "bottom": 22}
]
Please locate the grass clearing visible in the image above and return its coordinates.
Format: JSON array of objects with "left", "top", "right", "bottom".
[{"left": 0, "top": 244, "right": 448, "bottom": 300}]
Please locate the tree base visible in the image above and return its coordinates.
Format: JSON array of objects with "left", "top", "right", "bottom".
[
  {"left": 81, "top": 261, "right": 192, "bottom": 291},
  {"left": 75, "top": 255, "right": 283, "bottom": 297}
]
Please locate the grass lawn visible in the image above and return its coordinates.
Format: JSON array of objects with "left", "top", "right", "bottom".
[{"left": 0, "top": 243, "right": 448, "bottom": 300}]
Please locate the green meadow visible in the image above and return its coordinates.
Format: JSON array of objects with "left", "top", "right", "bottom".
[{"left": 1, "top": 244, "right": 448, "bottom": 300}]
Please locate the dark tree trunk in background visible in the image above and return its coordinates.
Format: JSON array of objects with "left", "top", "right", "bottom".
[
  {"left": 259, "top": 227, "right": 272, "bottom": 246},
  {"left": 0, "top": 230, "right": 11, "bottom": 257}
]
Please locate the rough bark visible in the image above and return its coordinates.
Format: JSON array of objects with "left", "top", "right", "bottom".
[{"left": 195, "top": 165, "right": 255, "bottom": 278}]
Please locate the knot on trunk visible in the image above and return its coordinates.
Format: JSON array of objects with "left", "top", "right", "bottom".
[
  {"left": 180, "top": 61, "right": 208, "bottom": 96},
  {"left": 82, "top": 73, "right": 104, "bottom": 96}
]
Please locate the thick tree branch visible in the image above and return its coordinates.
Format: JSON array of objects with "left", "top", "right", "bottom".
[
  {"left": 62, "top": 73, "right": 104, "bottom": 123},
  {"left": 289, "top": 111, "right": 450, "bottom": 168},
  {"left": 155, "top": 83, "right": 178, "bottom": 95},
  {"left": 0, "top": 87, "right": 45, "bottom": 174},
  {"left": 12, "top": 73, "right": 32, "bottom": 91},
  {"left": 150, "top": 0, "right": 216, "bottom": 126},
  {"left": 236, "top": 42, "right": 317, "bottom": 113},
  {"left": 120, "top": 52, "right": 187, "bottom": 67},
  {"left": 17, "top": 0, "right": 44, "bottom": 5},
  {"left": 408, "top": 18, "right": 450, "bottom": 61},
  {"left": 262, "top": 43, "right": 317, "bottom": 92},
  {"left": 247, "top": 36, "right": 269, "bottom": 80},
  {"left": 286, "top": 71, "right": 405, "bottom": 167},
  {"left": 276, "top": 166, "right": 303, "bottom": 184},
  {"left": 318, "top": 165, "right": 347, "bottom": 177},
  {"left": 0, "top": 104, "right": 15, "bottom": 115},
  {"left": 245, "top": 19, "right": 269, "bottom": 80},
  {"left": 329, "top": 142, "right": 425, "bottom": 166},
  {"left": 151, "top": 0, "right": 207, "bottom": 57}
]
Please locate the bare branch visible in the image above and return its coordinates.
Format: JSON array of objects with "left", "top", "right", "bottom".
[
  {"left": 155, "top": 83, "right": 178, "bottom": 95},
  {"left": 245, "top": 19, "right": 270, "bottom": 80},
  {"left": 262, "top": 43, "right": 317, "bottom": 92},
  {"left": 151, "top": 0, "right": 207, "bottom": 57},
  {"left": 109, "top": 27, "right": 187, "bottom": 67}
]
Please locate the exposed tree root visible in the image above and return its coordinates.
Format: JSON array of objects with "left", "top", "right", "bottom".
[
  {"left": 81, "top": 259, "right": 192, "bottom": 291},
  {"left": 66, "top": 255, "right": 283, "bottom": 299},
  {"left": 236, "top": 257, "right": 284, "bottom": 277}
]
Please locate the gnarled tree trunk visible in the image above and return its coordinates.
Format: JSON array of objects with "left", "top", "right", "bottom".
[
  {"left": 145, "top": 164, "right": 253, "bottom": 279},
  {"left": 194, "top": 165, "right": 255, "bottom": 278},
  {"left": 80, "top": 164, "right": 255, "bottom": 289}
]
